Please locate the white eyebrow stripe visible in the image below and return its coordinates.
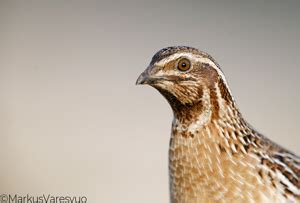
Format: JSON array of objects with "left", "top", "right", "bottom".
[
  {"left": 155, "top": 53, "right": 193, "bottom": 67},
  {"left": 155, "top": 52, "right": 235, "bottom": 102}
]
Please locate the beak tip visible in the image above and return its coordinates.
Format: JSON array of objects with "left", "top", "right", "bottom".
[
  {"left": 136, "top": 72, "right": 147, "bottom": 85},
  {"left": 135, "top": 80, "right": 142, "bottom": 85}
]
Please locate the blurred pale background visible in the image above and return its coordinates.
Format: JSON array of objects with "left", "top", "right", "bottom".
[{"left": 0, "top": 0, "right": 299, "bottom": 202}]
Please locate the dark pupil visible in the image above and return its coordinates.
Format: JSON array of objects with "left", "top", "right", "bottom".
[{"left": 181, "top": 62, "right": 186, "bottom": 67}]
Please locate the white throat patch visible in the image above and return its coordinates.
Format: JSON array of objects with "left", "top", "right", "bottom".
[{"left": 174, "top": 87, "right": 212, "bottom": 134}]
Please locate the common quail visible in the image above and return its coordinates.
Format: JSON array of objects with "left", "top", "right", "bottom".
[{"left": 136, "top": 46, "right": 300, "bottom": 203}]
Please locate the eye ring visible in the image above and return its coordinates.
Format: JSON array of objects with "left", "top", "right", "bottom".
[{"left": 177, "top": 58, "right": 191, "bottom": 72}]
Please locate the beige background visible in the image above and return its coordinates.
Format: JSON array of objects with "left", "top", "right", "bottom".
[{"left": 1, "top": 0, "right": 299, "bottom": 202}]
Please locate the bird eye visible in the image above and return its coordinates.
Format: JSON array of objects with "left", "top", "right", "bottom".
[{"left": 177, "top": 58, "right": 191, "bottom": 72}]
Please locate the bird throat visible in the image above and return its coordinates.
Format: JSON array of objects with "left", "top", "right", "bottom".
[{"left": 167, "top": 79, "right": 239, "bottom": 130}]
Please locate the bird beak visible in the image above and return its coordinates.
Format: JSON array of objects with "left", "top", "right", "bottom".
[
  {"left": 136, "top": 71, "right": 150, "bottom": 85},
  {"left": 136, "top": 65, "right": 167, "bottom": 85}
]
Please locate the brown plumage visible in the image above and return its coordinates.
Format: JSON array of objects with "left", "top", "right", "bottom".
[{"left": 136, "top": 46, "right": 300, "bottom": 203}]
